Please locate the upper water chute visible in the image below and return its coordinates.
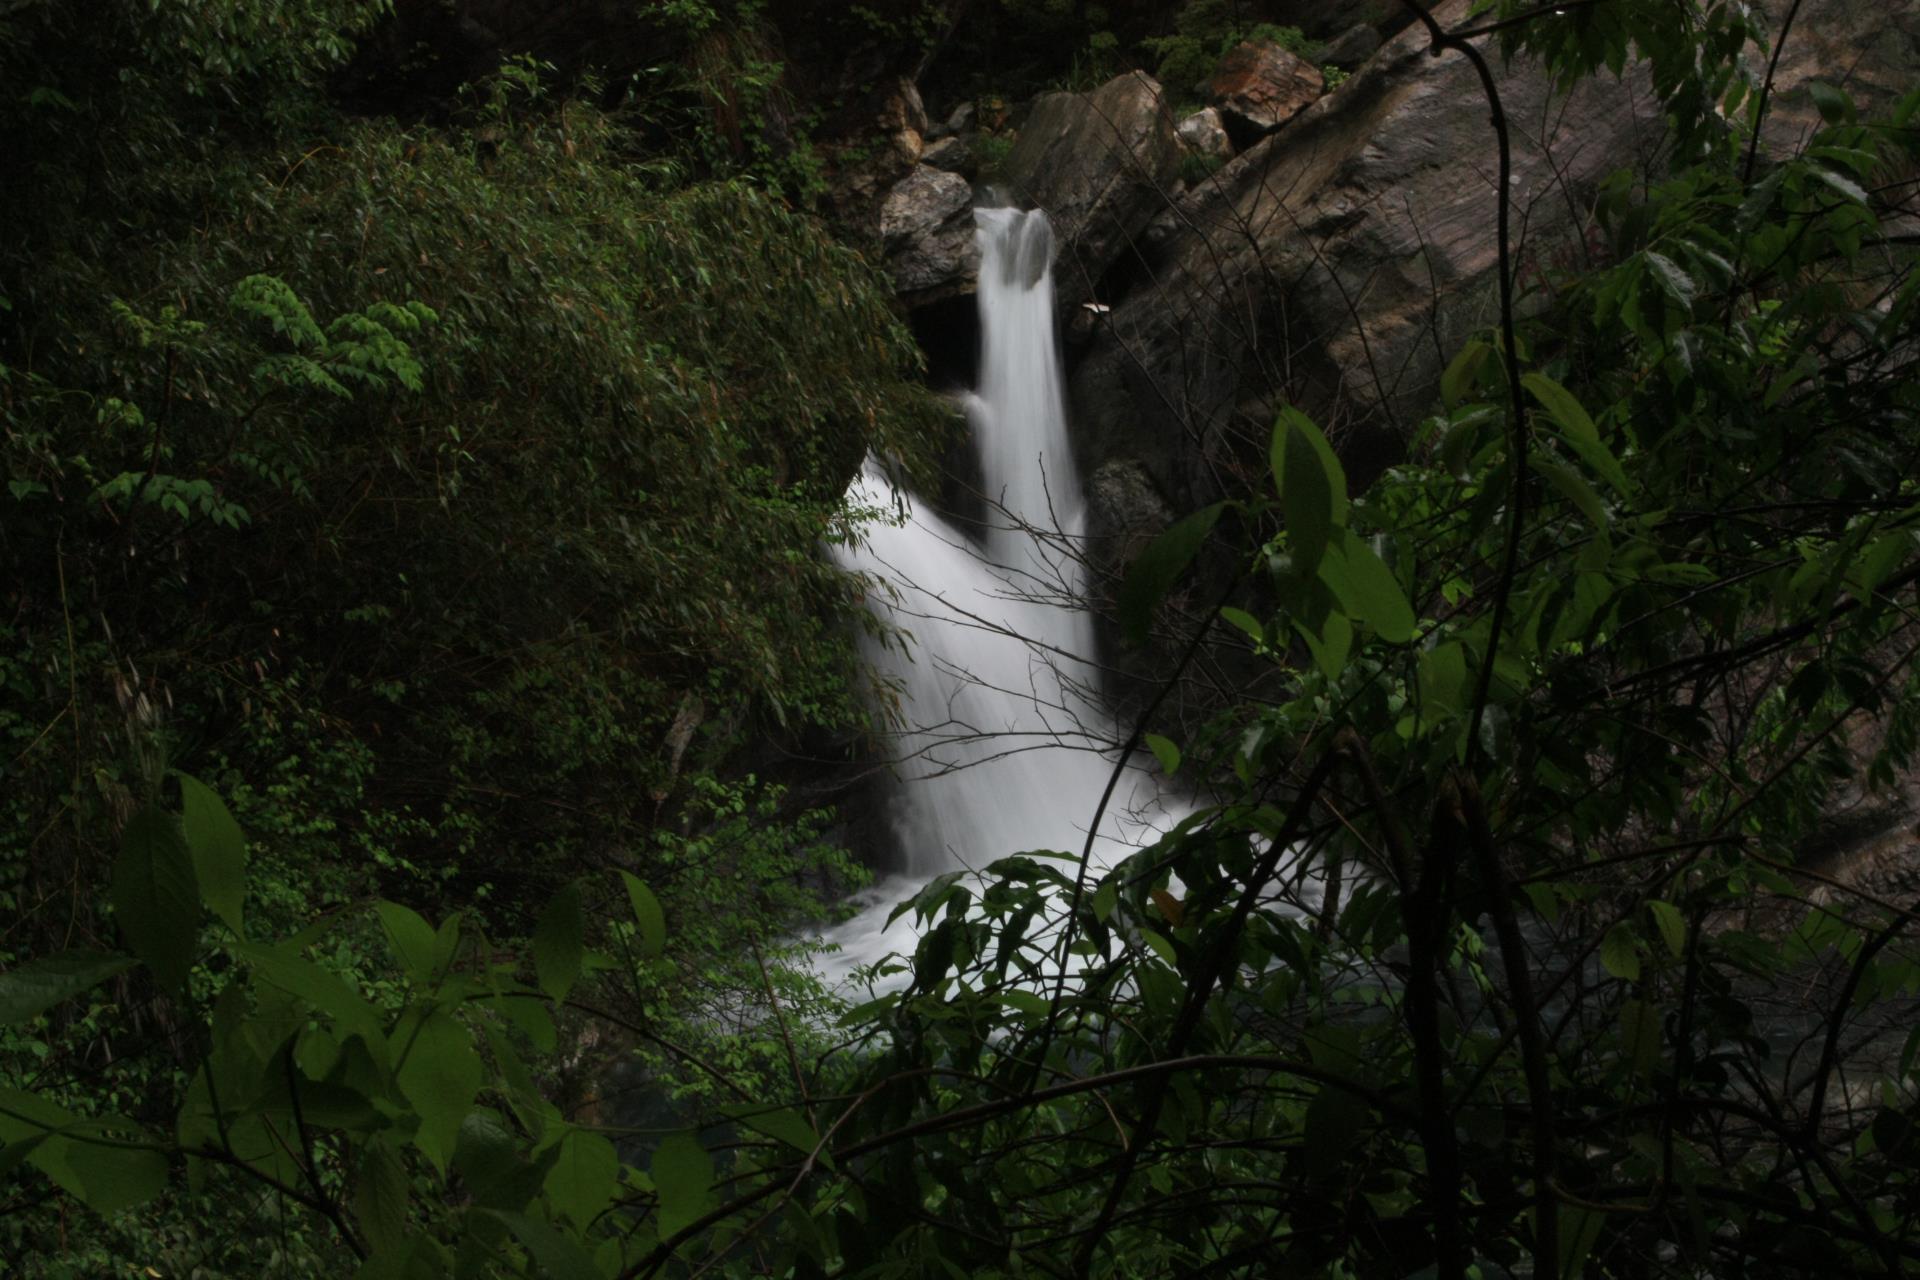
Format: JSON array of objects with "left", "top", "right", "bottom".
[{"left": 820, "top": 204, "right": 1170, "bottom": 974}]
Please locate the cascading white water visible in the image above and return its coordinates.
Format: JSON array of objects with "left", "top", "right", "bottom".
[{"left": 819, "top": 207, "right": 1173, "bottom": 977}]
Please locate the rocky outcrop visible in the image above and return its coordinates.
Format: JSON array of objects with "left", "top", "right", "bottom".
[
  {"left": 1207, "top": 39, "right": 1325, "bottom": 149},
  {"left": 1322, "top": 22, "right": 1384, "bottom": 68},
  {"left": 1265, "top": 0, "right": 1412, "bottom": 42},
  {"left": 921, "top": 135, "right": 973, "bottom": 175},
  {"left": 1068, "top": 0, "right": 1660, "bottom": 516},
  {"left": 1754, "top": 0, "right": 1920, "bottom": 158},
  {"left": 1176, "top": 107, "right": 1234, "bottom": 162},
  {"left": 1000, "top": 71, "right": 1183, "bottom": 309},
  {"left": 879, "top": 166, "right": 978, "bottom": 300}
]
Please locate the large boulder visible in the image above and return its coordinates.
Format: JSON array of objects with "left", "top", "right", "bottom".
[
  {"left": 1176, "top": 107, "right": 1234, "bottom": 161},
  {"left": 1068, "top": 0, "right": 1661, "bottom": 514},
  {"left": 1207, "top": 39, "right": 1325, "bottom": 149},
  {"left": 1753, "top": 0, "right": 1920, "bottom": 157},
  {"left": 1000, "top": 71, "right": 1183, "bottom": 309},
  {"left": 879, "top": 166, "right": 979, "bottom": 300}
]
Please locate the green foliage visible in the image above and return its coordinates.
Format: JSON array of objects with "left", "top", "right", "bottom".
[
  {"left": 1140, "top": 2, "right": 1312, "bottom": 96},
  {"left": 7, "top": 4, "right": 1920, "bottom": 1280}
]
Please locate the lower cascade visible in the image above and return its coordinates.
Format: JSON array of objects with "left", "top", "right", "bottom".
[{"left": 819, "top": 205, "right": 1175, "bottom": 979}]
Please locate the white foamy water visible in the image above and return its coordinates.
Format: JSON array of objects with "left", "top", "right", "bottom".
[{"left": 817, "top": 207, "right": 1178, "bottom": 980}]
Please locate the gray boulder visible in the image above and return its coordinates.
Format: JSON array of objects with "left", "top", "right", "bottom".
[
  {"left": 1322, "top": 22, "right": 1383, "bottom": 68},
  {"left": 1753, "top": 0, "right": 1920, "bottom": 158},
  {"left": 1000, "top": 71, "right": 1183, "bottom": 309},
  {"left": 880, "top": 166, "right": 978, "bottom": 300},
  {"left": 1069, "top": 0, "right": 1661, "bottom": 512},
  {"left": 921, "top": 135, "right": 974, "bottom": 175},
  {"left": 1176, "top": 107, "right": 1234, "bottom": 161}
]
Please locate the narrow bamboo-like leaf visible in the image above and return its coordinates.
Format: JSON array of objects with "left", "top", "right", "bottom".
[
  {"left": 176, "top": 773, "right": 246, "bottom": 935},
  {"left": 1531, "top": 455, "right": 1610, "bottom": 530},
  {"left": 1144, "top": 733, "right": 1181, "bottom": 776},
  {"left": 533, "top": 882, "right": 584, "bottom": 1003},
  {"left": 110, "top": 807, "right": 200, "bottom": 994},
  {"left": 1327, "top": 530, "right": 1415, "bottom": 644},
  {"left": 1117, "top": 503, "right": 1224, "bottom": 646},
  {"left": 0, "top": 951, "right": 136, "bottom": 1025},
  {"left": 1522, "top": 372, "right": 1598, "bottom": 444},
  {"left": 619, "top": 871, "right": 666, "bottom": 959},
  {"left": 1440, "top": 339, "right": 1492, "bottom": 409},
  {"left": 1643, "top": 250, "right": 1697, "bottom": 309},
  {"left": 1272, "top": 410, "right": 1345, "bottom": 573}
]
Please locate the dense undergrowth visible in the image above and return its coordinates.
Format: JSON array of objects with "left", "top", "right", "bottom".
[
  {"left": 5, "top": 2, "right": 1920, "bottom": 1279},
  {"left": 1, "top": 1, "right": 942, "bottom": 1271}
]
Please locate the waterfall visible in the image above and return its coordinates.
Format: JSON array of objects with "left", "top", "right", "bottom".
[{"left": 819, "top": 206, "right": 1172, "bottom": 978}]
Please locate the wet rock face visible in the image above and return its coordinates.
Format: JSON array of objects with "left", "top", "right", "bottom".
[
  {"left": 1000, "top": 71, "right": 1183, "bottom": 310},
  {"left": 1206, "top": 39, "right": 1325, "bottom": 149},
  {"left": 879, "top": 166, "right": 979, "bottom": 301},
  {"left": 1753, "top": 0, "right": 1920, "bottom": 159},
  {"left": 920, "top": 135, "right": 974, "bottom": 175},
  {"left": 1068, "top": 0, "right": 1661, "bottom": 516}
]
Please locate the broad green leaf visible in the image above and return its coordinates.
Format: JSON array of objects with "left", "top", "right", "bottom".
[
  {"left": 1144, "top": 733, "right": 1181, "bottom": 776},
  {"left": 394, "top": 1009, "right": 482, "bottom": 1174},
  {"left": 1301, "top": 611, "right": 1353, "bottom": 681},
  {"left": 355, "top": 1141, "right": 412, "bottom": 1256},
  {"left": 237, "top": 943, "right": 388, "bottom": 1066},
  {"left": 533, "top": 881, "right": 584, "bottom": 1003},
  {"left": 545, "top": 1129, "right": 619, "bottom": 1227},
  {"left": 1272, "top": 409, "right": 1345, "bottom": 572},
  {"left": 1140, "top": 929, "right": 1178, "bottom": 967},
  {"left": 1647, "top": 900, "right": 1688, "bottom": 959},
  {"left": 619, "top": 871, "right": 666, "bottom": 960},
  {"left": 0, "top": 1089, "right": 165, "bottom": 1215},
  {"left": 1117, "top": 503, "right": 1225, "bottom": 646},
  {"left": 0, "top": 951, "right": 136, "bottom": 1025},
  {"left": 177, "top": 773, "right": 246, "bottom": 935},
  {"left": 1218, "top": 605, "right": 1264, "bottom": 645},
  {"left": 652, "top": 1131, "right": 715, "bottom": 1242},
  {"left": 1417, "top": 642, "right": 1471, "bottom": 716},
  {"left": 1808, "top": 80, "right": 1851, "bottom": 125},
  {"left": 1619, "top": 999, "right": 1660, "bottom": 1077},
  {"left": 1092, "top": 878, "right": 1118, "bottom": 924},
  {"left": 1324, "top": 530, "right": 1415, "bottom": 644},
  {"left": 489, "top": 1209, "right": 601, "bottom": 1280},
  {"left": 721, "top": 1105, "right": 832, "bottom": 1169},
  {"left": 110, "top": 807, "right": 200, "bottom": 993},
  {"left": 1600, "top": 923, "right": 1642, "bottom": 982},
  {"left": 375, "top": 902, "right": 438, "bottom": 982}
]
